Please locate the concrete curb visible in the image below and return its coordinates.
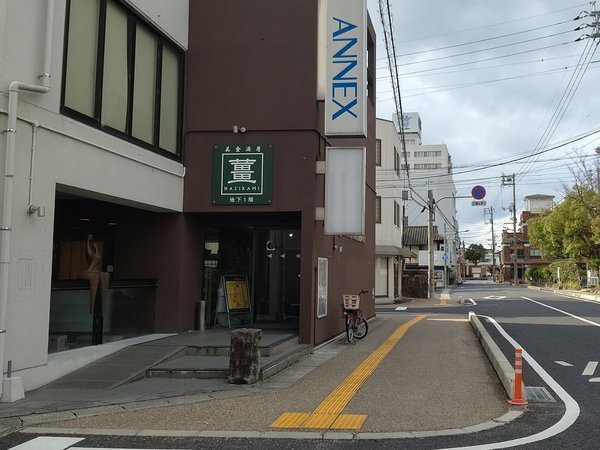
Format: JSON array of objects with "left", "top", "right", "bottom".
[
  {"left": 468, "top": 312, "right": 525, "bottom": 401},
  {"left": 528, "top": 285, "right": 600, "bottom": 303}
]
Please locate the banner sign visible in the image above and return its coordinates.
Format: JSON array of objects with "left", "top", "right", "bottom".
[
  {"left": 212, "top": 144, "right": 273, "bottom": 204},
  {"left": 324, "top": 147, "right": 366, "bottom": 235},
  {"left": 324, "top": 0, "right": 367, "bottom": 137}
]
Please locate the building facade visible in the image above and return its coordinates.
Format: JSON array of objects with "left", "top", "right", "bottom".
[
  {"left": 184, "top": 0, "right": 377, "bottom": 346},
  {"left": 500, "top": 194, "right": 554, "bottom": 283},
  {"left": 393, "top": 113, "right": 460, "bottom": 285},
  {"left": 1, "top": 0, "right": 376, "bottom": 396},
  {"left": 374, "top": 118, "right": 411, "bottom": 303},
  {"left": 0, "top": 0, "right": 190, "bottom": 395}
]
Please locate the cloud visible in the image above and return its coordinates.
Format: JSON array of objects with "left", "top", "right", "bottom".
[{"left": 369, "top": 0, "right": 600, "bottom": 244}]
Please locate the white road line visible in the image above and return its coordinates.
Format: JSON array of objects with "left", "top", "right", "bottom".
[
  {"left": 443, "top": 315, "right": 580, "bottom": 450},
  {"left": 521, "top": 296, "right": 600, "bottom": 328},
  {"left": 427, "top": 318, "right": 468, "bottom": 322},
  {"left": 395, "top": 306, "right": 407, "bottom": 311},
  {"left": 582, "top": 361, "right": 598, "bottom": 376},
  {"left": 75, "top": 448, "right": 187, "bottom": 450},
  {"left": 8, "top": 437, "right": 84, "bottom": 450},
  {"left": 468, "top": 298, "right": 477, "bottom": 306},
  {"left": 554, "top": 361, "right": 573, "bottom": 367},
  {"left": 590, "top": 377, "right": 600, "bottom": 382}
]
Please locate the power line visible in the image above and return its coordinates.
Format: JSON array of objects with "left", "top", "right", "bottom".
[
  {"left": 376, "top": 19, "right": 578, "bottom": 61},
  {"left": 391, "top": 29, "right": 578, "bottom": 68},
  {"left": 389, "top": 3, "right": 589, "bottom": 45},
  {"left": 376, "top": 61, "right": 600, "bottom": 99}
]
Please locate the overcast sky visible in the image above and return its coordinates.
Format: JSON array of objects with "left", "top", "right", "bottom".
[{"left": 367, "top": 0, "right": 600, "bottom": 248}]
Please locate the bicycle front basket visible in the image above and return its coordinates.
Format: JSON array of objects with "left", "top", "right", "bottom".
[{"left": 343, "top": 294, "right": 360, "bottom": 310}]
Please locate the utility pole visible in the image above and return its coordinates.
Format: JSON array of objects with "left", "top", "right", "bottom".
[
  {"left": 484, "top": 207, "right": 496, "bottom": 278},
  {"left": 502, "top": 174, "right": 518, "bottom": 285},
  {"left": 428, "top": 186, "right": 435, "bottom": 298},
  {"left": 443, "top": 223, "right": 447, "bottom": 289}
]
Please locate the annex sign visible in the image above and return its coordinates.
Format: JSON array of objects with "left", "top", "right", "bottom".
[
  {"left": 212, "top": 144, "right": 273, "bottom": 205},
  {"left": 325, "top": 0, "right": 367, "bottom": 137}
]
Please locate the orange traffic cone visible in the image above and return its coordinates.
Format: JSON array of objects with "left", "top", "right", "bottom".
[{"left": 508, "top": 348, "right": 528, "bottom": 405}]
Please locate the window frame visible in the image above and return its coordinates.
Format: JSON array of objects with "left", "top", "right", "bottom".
[{"left": 61, "top": 0, "right": 184, "bottom": 160}]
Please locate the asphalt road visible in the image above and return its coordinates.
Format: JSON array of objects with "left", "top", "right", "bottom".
[{"left": 4, "top": 281, "right": 600, "bottom": 449}]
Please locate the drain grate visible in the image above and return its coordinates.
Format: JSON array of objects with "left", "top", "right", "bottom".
[{"left": 525, "top": 386, "right": 555, "bottom": 402}]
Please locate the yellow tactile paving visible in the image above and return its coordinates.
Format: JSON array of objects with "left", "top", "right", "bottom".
[
  {"left": 331, "top": 414, "right": 368, "bottom": 430},
  {"left": 271, "top": 314, "right": 427, "bottom": 430},
  {"left": 270, "top": 412, "right": 310, "bottom": 428},
  {"left": 302, "top": 413, "right": 338, "bottom": 429}
]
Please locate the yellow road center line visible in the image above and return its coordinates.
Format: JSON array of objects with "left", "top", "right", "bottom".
[{"left": 271, "top": 314, "right": 426, "bottom": 429}]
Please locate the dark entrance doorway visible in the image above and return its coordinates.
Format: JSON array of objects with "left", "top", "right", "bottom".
[{"left": 203, "top": 224, "right": 300, "bottom": 330}]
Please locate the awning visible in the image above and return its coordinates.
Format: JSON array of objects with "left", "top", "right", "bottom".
[{"left": 376, "top": 245, "right": 416, "bottom": 259}]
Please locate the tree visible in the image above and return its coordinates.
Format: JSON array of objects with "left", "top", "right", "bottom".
[
  {"left": 465, "top": 243, "right": 486, "bottom": 265},
  {"left": 528, "top": 186, "right": 600, "bottom": 261}
]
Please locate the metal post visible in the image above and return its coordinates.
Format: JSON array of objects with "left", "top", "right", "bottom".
[{"left": 199, "top": 300, "right": 206, "bottom": 331}]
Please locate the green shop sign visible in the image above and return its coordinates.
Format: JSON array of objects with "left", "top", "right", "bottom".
[{"left": 212, "top": 144, "right": 273, "bottom": 205}]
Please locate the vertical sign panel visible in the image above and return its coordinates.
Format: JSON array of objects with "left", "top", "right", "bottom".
[
  {"left": 324, "top": 0, "right": 367, "bottom": 136},
  {"left": 324, "top": 147, "right": 366, "bottom": 235},
  {"left": 317, "top": 257, "right": 328, "bottom": 318}
]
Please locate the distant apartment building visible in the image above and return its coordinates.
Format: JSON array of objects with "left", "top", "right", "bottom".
[
  {"left": 374, "top": 119, "right": 413, "bottom": 302},
  {"left": 393, "top": 113, "right": 460, "bottom": 285},
  {"left": 500, "top": 194, "right": 554, "bottom": 283}
]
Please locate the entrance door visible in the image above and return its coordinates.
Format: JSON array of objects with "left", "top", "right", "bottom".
[
  {"left": 203, "top": 227, "right": 300, "bottom": 329},
  {"left": 253, "top": 229, "right": 300, "bottom": 326}
]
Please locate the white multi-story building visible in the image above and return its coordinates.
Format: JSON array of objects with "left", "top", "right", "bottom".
[
  {"left": 0, "top": 0, "right": 188, "bottom": 400},
  {"left": 374, "top": 118, "right": 413, "bottom": 302},
  {"left": 393, "top": 113, "right": 460, "bottom": 283}
]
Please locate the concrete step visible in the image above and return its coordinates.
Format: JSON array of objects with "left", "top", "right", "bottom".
[
  {"left": 146, "top": 342, "right": 312, "bottom": 381},
  {"left": 183, "top": 334, "right": 300, "bottom": 357}
]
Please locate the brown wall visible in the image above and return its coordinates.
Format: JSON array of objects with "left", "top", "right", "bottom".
[
  {"left": 186, "top": 0, "right": 318, "bottom": 133},
  {"left": 183, "top": 1, "right": 376, "bottom": 345},
  {"left": 116, "top": 213, "right": 203, "bottom": 332}
]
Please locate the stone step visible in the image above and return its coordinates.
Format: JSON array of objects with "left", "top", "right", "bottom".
[
  {"left": 183, "top": 334, "right": 299, "bottom": 357},
  {"left": 146, "top": 343, "right": 312, "bottom": 381}
]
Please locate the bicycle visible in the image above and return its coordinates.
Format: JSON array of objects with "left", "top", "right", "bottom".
[{"left": 342, "top": 290, "right": 369, "bottom": 344}]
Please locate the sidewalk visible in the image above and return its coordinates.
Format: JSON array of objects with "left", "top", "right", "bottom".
[{"left": 0, "top": 301, "right": 518, "bottom": 440}]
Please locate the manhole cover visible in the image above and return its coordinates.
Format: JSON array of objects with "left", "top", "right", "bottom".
[{"left": 525, "top": 386, "right": 555, "bottom": 402}]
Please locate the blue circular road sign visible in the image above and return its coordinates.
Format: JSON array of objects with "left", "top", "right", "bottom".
[{"left": 471, "top": 185, "right": 486, "bottom": 200}]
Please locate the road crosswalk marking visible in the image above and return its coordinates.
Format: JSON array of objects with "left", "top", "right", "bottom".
[
  {"left": 582, "top": 361, "right": 598, "bottom": 376},
  {"left": 9, "top": 436, "right": 186, "bottom": 450},
  {"left": 9, "top": 437, "right": 84, "bottom": 450},
  {"left": 554, "top": 361, "right": 573, "bottom": 367}
]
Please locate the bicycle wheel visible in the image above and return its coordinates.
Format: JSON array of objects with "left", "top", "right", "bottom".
[
  {"left": 345, "top": 313, "right": 356, "bottom": 344},
  {"left": 353, "top": 315, "right": 368, "bottom": 339}
]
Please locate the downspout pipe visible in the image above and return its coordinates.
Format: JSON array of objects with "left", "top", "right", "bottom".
[{"left": 0, "top": 0, "right": 54, "bottom": 397}]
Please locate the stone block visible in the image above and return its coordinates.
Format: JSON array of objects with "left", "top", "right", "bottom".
[
  {"left": 1, "top": 376, "right": 25, "bottom": 402},
  {"left": 228, "top": 328, "right": 262, "bottom": 384}
]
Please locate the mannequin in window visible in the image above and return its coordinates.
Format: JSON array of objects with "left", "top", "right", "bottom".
[{"left": 78, "top": 234, "right": 110, "bottom": 314}]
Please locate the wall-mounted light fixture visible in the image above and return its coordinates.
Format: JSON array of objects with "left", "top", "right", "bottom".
[{"left": 27, "top": 205, "right": 45, "bottom": 217}]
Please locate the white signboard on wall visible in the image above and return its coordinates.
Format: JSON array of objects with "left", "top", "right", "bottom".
[
  {"left": 324, "top": 0, "right": 367, "bottom": 137},
  {"left": 317, "top": 257, "right": 328, "bottom": 318},
  {"left": 324, "top": 147, "right": 366, "bottom": 235}
]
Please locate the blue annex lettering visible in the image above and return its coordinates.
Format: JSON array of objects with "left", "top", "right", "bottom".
[{"left": 331, "top": 17, "right": 359, "bottom": 121}]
